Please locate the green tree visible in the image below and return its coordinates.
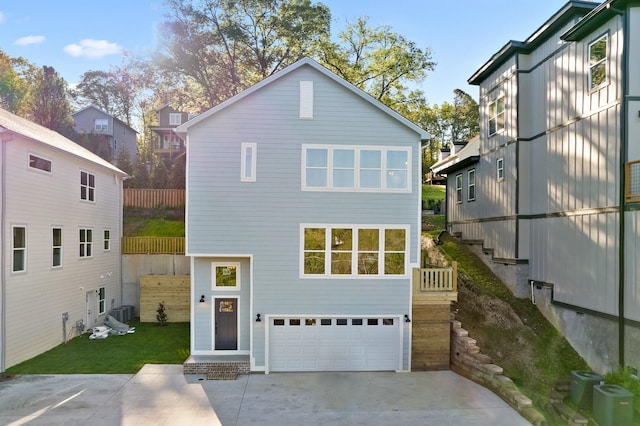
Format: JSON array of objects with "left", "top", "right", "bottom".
[
  {"left": 115, "top": 149, "right": 134, "bottom": 185},
  {"left": 151, "top": 159, "right": 170, "bottom": 189},
  {"left": 317, "top": 17, "right": 435, "bottom": 109},
  {"left": 132, "top": 158, "right": 151, "bottom": 188},
  {"left": 157, "top": 0, "right": 331, "bottom": 108},
  {"left": 0, "top": 50, "right": 30, "bottom": 113},
  {"left": 169, "top": 155, "right": 186, "bottom": 189},
  {"left": 26, "top": 66, "right": 75, "bottom": 137}
]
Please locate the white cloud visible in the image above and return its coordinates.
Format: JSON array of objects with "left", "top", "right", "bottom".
[
  {"left": 14, "top": 35, "right": 45, "bottom": 46},
  {"left": 0, "top": 12, "right": 5, "bottom": 24},
  {"left": 63, "top": 38, "right": 122, "bottom": 59}
]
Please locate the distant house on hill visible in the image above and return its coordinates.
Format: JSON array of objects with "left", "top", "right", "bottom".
[
  {"left": 73, "top": 105, "right": 138, "bottom": 164},
  {"left": 149, "top": 105, "right": 195, "bottom": 164}
]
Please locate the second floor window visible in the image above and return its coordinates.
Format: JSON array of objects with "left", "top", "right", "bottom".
[
  {"left": 455, "top": 174, "right": 463, "bottom": 203},
  {"left": 52, "top": 227, "right": 62, "bottom": 267},
  {"left": 169, "top": 113, "right": 182, "bottom": 125},
  {"left": 488, "top": 97, "right": 505, "bottom": 136},
  {"left": 589, "top": 34, "right": 608, "bottom": 90},
  {"left": 497, "top": 158, "right": 504, "bottom": 182},
  {"left": 103, "top": 229, "right": 111, "bottom": 251},
  {"left": 468, "top": 169, "right": 476, "bottom": 201},
  {"left": 13, "top": 226, "right": 26, "bottom": 272},
  {"left": 81, "top": 171, "right": 95, "bottom": 201},
  {"left": 79, "top": 228, "right": 92, "bottom": 258},
  {"left": 29, "top": 154, "right": 52, "bottom": 173},
  {"left": 95, "top": 119, "right": 108, "bottom": 132},
  {"left": 241, "top": 142, "right": 257, "bottom": 182}
]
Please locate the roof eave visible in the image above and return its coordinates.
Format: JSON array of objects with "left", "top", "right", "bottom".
[{"left": 436, "top": 156, "right": 481, "bottom": 175}]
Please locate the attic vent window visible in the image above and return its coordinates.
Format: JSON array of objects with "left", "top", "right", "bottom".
[
  {"left": 299, "top": 81, "right": 313, "bottom": 119},
  {"left": 169, "top": 113, "right": 182, "bottom": 125},
  {"left": 29, "top": 154, "right": 52, "bottom": 173}
]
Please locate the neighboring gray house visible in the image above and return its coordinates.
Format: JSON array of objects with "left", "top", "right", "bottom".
[
  {"left": 73, "top": 105, "right": 138, "bottom": 164},
  {"left": 149, "top": 105, "right": 192, "bottom": 163},
  {"left": 177, "top": 58, "right": 430, "bottom": 373},
  {"left": 0, "top": 107, "right": 128, "bottom": 371},
  {"left": 433, "top": 0, "right": 640, "bottom": 373}
]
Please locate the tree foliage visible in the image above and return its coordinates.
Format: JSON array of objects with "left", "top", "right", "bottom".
[
  {"left": 156, "top": 0, "right": 331, "bottom": 108},
  {"left": 26, "top": 66, "right": 75, "bottom": 137},
  {"left": 317, "top": 17, "right": 435, "bottom": 109},
  {"left": 0, "top": 50, "right": 31, "bottom": 114}
]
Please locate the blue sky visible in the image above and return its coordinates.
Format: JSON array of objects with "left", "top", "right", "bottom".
[{"left": 0, "top": 0, "right": 579, "bottom": 106}]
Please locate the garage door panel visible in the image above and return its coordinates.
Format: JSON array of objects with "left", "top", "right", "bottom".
[{"left": 269, "top": 316, "right": 400, "bottom": 372}]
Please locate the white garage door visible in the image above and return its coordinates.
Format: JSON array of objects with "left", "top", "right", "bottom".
[{"left": 268, "top": 316, "right": 401, "bottom": 372}]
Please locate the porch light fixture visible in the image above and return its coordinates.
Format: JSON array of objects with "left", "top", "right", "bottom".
[
  {"left": 199, "top": 295, "right": 205, "bottom": 303},
  {"left": 256, "top": 313, "right": 262, "bottom": 322},
  {"left": 404, "top": 314, "right": 411, "bottom": 323}
]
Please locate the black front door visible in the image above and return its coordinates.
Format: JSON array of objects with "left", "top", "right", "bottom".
[{"left": 215, "top": 298, "right": 237, "bottom": 350}]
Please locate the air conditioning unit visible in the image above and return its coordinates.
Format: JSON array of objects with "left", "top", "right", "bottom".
[
  {"left": 592, "top": 384, "right": 633, "bottom": 426},
  {"left": 570, "top": 370, "right": 604, "bottom": 410}
]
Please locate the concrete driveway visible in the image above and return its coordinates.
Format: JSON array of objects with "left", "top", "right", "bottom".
[{"left": 0, "top": 364, "right": 531, "bottom": 425}]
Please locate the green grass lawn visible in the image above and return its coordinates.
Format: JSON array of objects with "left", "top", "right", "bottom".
[
  {"left": 422, "top": 184, "right": 446, "bottom": 202},
  {"left": 6, "top": 321, "right": 190, "bottom": 374},
  {"left": 123, "top": 217, "right": 185, "bottom": 237}
]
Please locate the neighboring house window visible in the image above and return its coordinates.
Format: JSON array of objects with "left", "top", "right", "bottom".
[
  {"left": 52, "top": 227, "right": 62, "bottom": 268},
  {"left": 29, "top": 154, "right": 52, "bottom": 173},
  {"left": 12, "top": 226, "right": 26, "bottom": 273},
  {"left": 103, "top": 229, "right": 111, "bottom": 251},
  {"left": 301, "top": 225, "right": 408, "bottom": 277},
  {"left": 302, "top": 145, "right": 410, "bottom": 192},
  {"left": 95, "top": 119, "right": 108, "bottom": 132},
  {"left": 169, "top": 113, "right": 182, "bottom": 125},
  {"left": 455, "top": 174, "right": 463, "bottom": 203},
  {"left": 212, "top": 263, "right": 241, "bottom": 290},
  {"left": 589, "top": 34, "right": 608, "bottom": 90},
  {"left": 80, "top": 171, "right": 95, "bottom": 201},
  {"left": 241, "top": 142, "right": 257, "bottom": 182},
  {"left": 468, "top": 169, "right": 476, "bottom": 201},
  {"left": 497, "top": 158, "right": 504, "bottom": 182},
  {"left": 98, "top": 287, "right": 106, "bottom": 315},
  {"left": 299, "top": 80, "right": 313, "bottom": 119},
  {"left": 79, "top": 228, "right": 92, "bottom": 258},
  {"left": 488, "top": 96, "right": 505, "bottom": 136}
]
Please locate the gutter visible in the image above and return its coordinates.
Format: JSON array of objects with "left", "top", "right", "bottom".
[{"left": 1, "top": 136, "right": 6, "bottom": 371}]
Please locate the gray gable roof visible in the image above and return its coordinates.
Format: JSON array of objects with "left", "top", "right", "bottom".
[
  {"left": 176, "top": 57, "right": 431, "bottom": 141},
  {"left": 0, "top": 107, "right": 128, "bottom": 176}
]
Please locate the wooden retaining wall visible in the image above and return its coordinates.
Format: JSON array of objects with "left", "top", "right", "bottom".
[
  {"left": 411, "top": 304, "right": 451, "bottom": 370},
  {"left": 140, "top": 275, "right": 190, "bottom": 322}
]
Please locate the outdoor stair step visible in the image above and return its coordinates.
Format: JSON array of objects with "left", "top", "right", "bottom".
[{"left": 206, "top": 365, "right": 239, "bottom": 380}]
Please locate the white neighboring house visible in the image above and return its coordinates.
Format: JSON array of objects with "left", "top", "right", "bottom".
[{"left": 0, "top": 107, "right": 128, "bottom": 371}]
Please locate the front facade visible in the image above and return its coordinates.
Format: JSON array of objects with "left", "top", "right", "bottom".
[
  {"left": 0, "top": 107, "right": 128, "bottom": 371},
  {"left": 434, "top": 0, "right": 640, "bottom": 373},
  {"left": 73, "top": 105, "right": 138, "bottom": 164},
  {"left": 179, "top": 58, "right": 429, "bottom": 373}
]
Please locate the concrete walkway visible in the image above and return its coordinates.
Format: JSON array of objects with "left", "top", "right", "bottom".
[{"left": 0, "top": 364, "right": 531, "bottom": 425}]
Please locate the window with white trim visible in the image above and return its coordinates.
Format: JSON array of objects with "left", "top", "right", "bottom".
[
  {"left": 299, "top": 81, "right": 313, "bottom": 119},
  {"left": 52, "top": 227, "right": 62, "bottom": 268},
  {"left": 80, "top": 171, "right": 95, "bottom": 201},
  {"left": 301, "top": 225, "right": 408, "bottom": 277},
  {"left": 103, "top": 229, "right": 111, "bottom": 251},
  {"left": 488, "top": 96, "right": 505, "bottom": 136},
  {"left": 12, "top": 226, "right": 26, "bottom": 273},
  {"left": 29, "top": 154, "right": 52, "bottom": 173},
  {"left": 589, "top": 34, "right": 607, "bottom": 90},
  {"left": 455, "top": 174, "right": 463, "bottom": 203},
  {"left": 468, "top": 169, "right": 476, "bottom": 201},
  {"left": 169, "top": 113, "right": 182, "bottom": 125},
  {"left": 98, "top": 287, "right": 106, "bottom": 314},
  {"left": 497, "top": 158, "right": 504, "bottom": 182},
  {"left": 302, "top": 145, "right": 410, "bottom": 192},
  {"left": 95, "top": 119, "right": 108, "bottom": 132},
  {"left": 79, "top": 228, "right": 92, "bottom": 258},
  {"left": 212, "top": 263, "right": 241, "bottom": 290},
  {"left": 241, "top": 142, "right": 257, "bottom": 182}
]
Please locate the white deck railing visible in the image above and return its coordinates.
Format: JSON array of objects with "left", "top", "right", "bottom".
[{"left": 415, "top": 261, "right": 457, "bottom": 293}]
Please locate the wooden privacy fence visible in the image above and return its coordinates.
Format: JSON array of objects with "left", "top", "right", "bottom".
[
  {"left": 122, "top": 237, "right": 185, "bottom": 254},
  {"left": 124, "top": 189, "right": 185, "bottom": 208},
  {"left": 140, "top": 275, "right": 190, "bottom": 322}
]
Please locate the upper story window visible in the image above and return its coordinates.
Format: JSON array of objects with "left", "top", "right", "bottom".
[
  {"left": 589, "top": 34, "right": 608, "bottom": 90},
  {"left": 80, "top": 171, "right": 95, "bottom": 202},
  {"left": 241, "top": 142, "right": 257, "bottom": 182},
  {"left": 79, "top": 228, "right": 92, "bottom": 258},
  {"left": 301, "top": 225, "right": 408, "bottom": 278},
  {"left": 468, "top": 169, "right": 476, "bottom": 201},
  {"left": 12, "top": 226, "right": 26, "bottom": 273},
  {"left": 299, "top": 81, "right": 314, "bottom": 119},
  {"left": 52, "top": 227, "right": 62, "bottom": 268},
  {"left": 455, "top": 174, "right": 463, "bottom": 203},
  {"left": 302, "top": 145, "right": 410, "bottom": 192},
  {"left": 488, "top": 97, "right": 505, "bottom": 136},
  {"left": 169, "top": 113, "right": 182, "bottom": 125},
  {"left": 103, "top": 229, "right": 111, "bottom": 251},
  {"left": 29, "top": 154, "right": 52, "bottom": 173},
  {"left": 497, "top": 158, "right": 504, "bottom": 182},
  {"left": 95, "top": 119, "right": 108, "bottom": 132}
]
